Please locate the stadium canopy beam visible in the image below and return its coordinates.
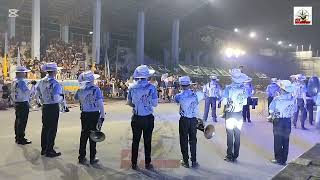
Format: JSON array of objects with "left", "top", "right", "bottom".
[
  {"left": 31, "top": 0, "right": 40, "bottom": 60},
  {"left": 8, "top": 17, "right": 16, "bottom": 39},
  {"left": 92, "top": 0, "right": 101, "bottom": 64},
  {"left": 60, "top": 24, "right": 69, "bottom": 43},
  {"left": 136, "top": 10, "right": 145, "bottom": 65},
  {"left": 171, "top": 19, "right": 180, "bottom": 67}
]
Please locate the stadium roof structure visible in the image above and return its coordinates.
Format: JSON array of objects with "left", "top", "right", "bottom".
[{"left": 0, "top": 0, "right": 209, "bottom": 43}]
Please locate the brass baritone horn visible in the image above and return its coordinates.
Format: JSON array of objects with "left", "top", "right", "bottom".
[
  {"left": 89, "top": 130, "right": 106, "bottom": 142},
  {"left": 196, "top": 118, "right": 215, "bottom": 139}
]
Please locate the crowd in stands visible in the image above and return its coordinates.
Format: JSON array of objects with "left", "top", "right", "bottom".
[{"left": 0, "top": 39, "right": 87, "bottom": 80}]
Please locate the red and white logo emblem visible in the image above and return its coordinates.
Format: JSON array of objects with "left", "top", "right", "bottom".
[{"left": 294, "top": 7, "right": 312, "bottom": 25}]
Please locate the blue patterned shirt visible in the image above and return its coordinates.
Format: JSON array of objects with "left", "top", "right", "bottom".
[
  {"left": 127, "top": 80, "right": 158, "bottom": 116},
  {"left": 222, "top": 83, "right": 248, "bottom": 113},
  {"left": 266, "top": 83, "right": 281, "bottom": 97},
  {"left": 175, "top": 89, "right": 199, "bottom": 118},
  {"left": 75, "top": 85, "right": 103, "bottom": 112},
  {"left": 11, "top": 78, "right": 30, "bottom": 102},
  {"left": 269, "top": 93, "right": 297, "bottom": 118},
  {"left": 203, "top": 81, "right": 222, "bottom": 98},
  {"left": 36, "top": 76, "right": 63, "bottom": 104}
]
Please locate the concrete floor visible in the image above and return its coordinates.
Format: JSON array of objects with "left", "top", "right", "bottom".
[{"left": 0, "top": 99, "right": 319, "bottom": 180}]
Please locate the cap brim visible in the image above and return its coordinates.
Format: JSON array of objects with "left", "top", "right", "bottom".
[
  {"left": 16, "top": 70, "right": 31, "bottom": 73},
  {"left": 134, "top": 70, "right": 155, "bottom": 78}
]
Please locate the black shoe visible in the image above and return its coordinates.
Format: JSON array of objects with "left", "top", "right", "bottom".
[
  {"left": 41, "top": 150, "right": 46, "bottom": 155},
  {"left": 46, "top": 151, "right": 62, "bottom": 158},
  {"left": 79, "top": 158, "right": 88, "bottom": 165},
  {"left": 145, "top": 163, "right": 154, "bottom": 170},
  {"left": 248, "top": 120, "right": 252, "bottom": 123},
  {"left": 302, "top": 127, "right": 308, "bottom": 130},
  {"left": 278, "top": 162, "right": 287, "bottom": 166},
  {"left": 224, "top": 156, "right": 234, "bottom": 163},
  {"left": 191, "top": 162, "right": 199, "bottom": 168},
  {"left": 293, "top": 124, "right": 297, "bottom": 128},
  {"left": 271, "top": 159, "right": 279, "bottom": 164},
  {"left": 16, "top": 139, "right": 32, "bottom": 145},
  {"left": 90, "top": 158, "right": 99, "bottom": 165},
  {"left": 180, "top": 160, "right": 189, "bottom": 168},
  {"left": 131, "top": 164, "right": 138, "bottom": 170}
]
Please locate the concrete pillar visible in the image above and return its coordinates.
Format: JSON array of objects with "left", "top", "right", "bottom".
[
  {"left": 171, "top": 19, "right": 180, "bottom": 67},
  {"left": 60, "top": 24, "right": 69, "bottom": 43},
  {"left": 92, "top": 0, "right": 101, "bottom": 64},
  {"left": 8, "top": 17, "right": 16, "bottom": 39},
  {"left": 32, "top": 0, "right": 40, "bottom": 60},
  {"left": 136, "top": 11, "right": 145, "bottom": 65},
  {"left": 4, "top": 32, "right": 8, "bottom": 55}
]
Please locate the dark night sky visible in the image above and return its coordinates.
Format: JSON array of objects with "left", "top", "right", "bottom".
[{"left": 182, "top": 0, "right": 320, "bottom": 51}]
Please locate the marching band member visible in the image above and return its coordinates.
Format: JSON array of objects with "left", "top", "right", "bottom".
[
  {"left": 203, "top": 75, "right": 221, "bottom": 122},
  {"left": 269, "top": 80, "right": 296, "bottom": 165},
  {"left": 75, "top": 71, "right": 105, "bottom": 165},
  {"left": 292, "top": 74, "right": 307, "bottom": 130},
  {"left": 36, "top": 63, "right": 63, "bottom": 157},
  {"left": 127, "top": 65, "right": 158, "bottom": 170},
  {"left": 11, "top": 66, "right": 32, "bottom": 145},
  {"left": 221, "top": 69, "right": 249, "bottom": 162},
  {"left": 314, "top": 83, "right": 320, "bottom": 129},
  {"left": 305, "top": 78, "right": 315, "bottom": 126},
  {"left": 175, "top": 76, "right": 199, "bottom": 168},
  {"left": 266, "top": 78, "right": 280, "bottom": 119},
  {"left": 242, "top": 78, "right": 254, "bottom": 123}
]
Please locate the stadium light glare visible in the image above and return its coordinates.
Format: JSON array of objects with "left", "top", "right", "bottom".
[
  {"left": 225, "top": 48, "right": 234, "bottom": 58},
  {"left": 266, "top": 37, "right": 270, "bottom": 41},
  {"left": 277, "top": 41, "right": 283, "bottom": 45},
  {"left": 89, "top": 31, "right": 93, "bottom": 35},
  {"left": 223, "top": 47, "right": 246, "bottom": 58},
  {"left": 249, "top": 32, "right": 256, "bottom": 38},
  {"left": 289, "top": 44, "right": 292, "bottom": 47},
  {"left": 234, "top": 28, "right": 239, "bottom": 33}
]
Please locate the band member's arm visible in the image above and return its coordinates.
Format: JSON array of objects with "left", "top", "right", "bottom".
[
  {"left": 126, "top": 88, "right": 135, "bottom": 107},
  {"left": 53, "top": 83, "right": 63, "bottom": 103},
  {"left": 151, "top": 86, "right": 158, "bottom": 107},
  {"left": 302, "top": 86, "right": 307, "bottom": 106},
  {"left": 250, "top": 84, "right": 255, "bottom": 96},
  {"left": 221, "top": 87, "right": 229, "bottom": 105},
  {"left": 35, "top": 82, "right": 42, "bottom": 105},
  {"left": 174, "top": 94, "right": 180, "bottom": 104},
  {"left": 269, "top": 99, "right": 276, "bottom": 114},
  {"left": 217, "top": 84, "right": 223, "bottom": 100},
  {"left": 202, "top": 84, "right": 207, "bottom": 94},
  {"left": 95, "top": 88, "right": 105, "bottom": 119},
  {"left": 74, "top": 90, "right": 79, "bottom": 101}
]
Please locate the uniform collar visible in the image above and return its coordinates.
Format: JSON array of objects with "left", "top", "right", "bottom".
[
  {"left": 46, "top": 75, "right": 56, "bottom": 81},
  {"left": 182, "top": 89, "right": 192, "bottom": 93},
  {"left": 15, "top": 77, "right": 24, "bottom": 81}
]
